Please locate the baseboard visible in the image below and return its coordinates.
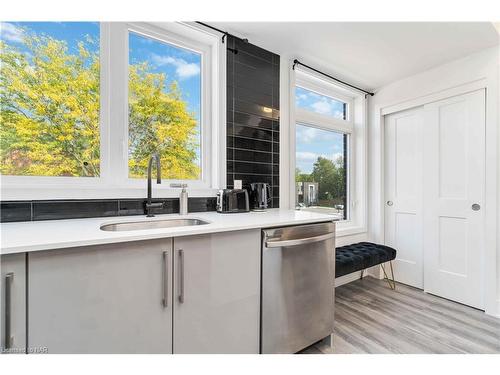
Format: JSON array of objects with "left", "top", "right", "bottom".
[
  {"left": 335, "top": 271, "right": 363, "bottom": 287},
  {"left": 335, "top": 265, "right": 386, "bottom": 288},
  {"left": 491, "top": 299, "right": 500, "bottom": 318},
  {"left": 484, "top": 299, "right": 500, "bottom": 319}
]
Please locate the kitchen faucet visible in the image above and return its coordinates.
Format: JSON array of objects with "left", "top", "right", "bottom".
[{"left": 145, "top": 153, "right": 163, "bottom": 217}]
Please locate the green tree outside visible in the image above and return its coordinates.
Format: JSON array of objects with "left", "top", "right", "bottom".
[
  {"left": 295, "top": 155, "right": 346, "bottom": 207},
  {"left": 0, "top": 29, "right": 200, "bottom": 179}
]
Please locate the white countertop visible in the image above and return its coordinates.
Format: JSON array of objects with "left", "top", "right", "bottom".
[{"left": 0, "top": 209, "right": 335, "bottom": 255}]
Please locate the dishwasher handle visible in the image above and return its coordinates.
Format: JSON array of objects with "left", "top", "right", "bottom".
[{"left": 265, "top": 232, "right": 334, "bottom": 248}]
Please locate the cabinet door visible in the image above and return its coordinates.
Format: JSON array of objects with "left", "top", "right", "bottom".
[
  {"left": 173, "top": 230, "right": 261, "bottom": 354},
  {"left": 1, "top": 254, "right": 26, "bottom": 354},
  {"left": 28, "top": 240, "right": 173, "bottom": 353}
]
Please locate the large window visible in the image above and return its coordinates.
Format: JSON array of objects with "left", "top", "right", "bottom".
[
  {"left": 293, "top": 77, "right": 354, "bottom": 221},
  {"left": 0, "top": 22, "right": 100, "bottom": 177},
  {"left": 295, "top": 124, "right": 348, "bottom": 219},
  {"left": 128, "top": 31, "right": 202, "bottom": 180},
  {"left": 0, "top": 22, "right": 223, "bottom": 199}
]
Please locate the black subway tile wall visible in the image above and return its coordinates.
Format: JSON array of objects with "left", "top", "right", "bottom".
[
  {"left": 33, "top": 200, "right": 119, "bottom": 221},
  {"left": 227, "top": 36, "right": 280, "bottom": 207},
  {"left": 0, "top": 201, "right": 32, "bottom": 222},
  {"left": 0, "top": 197, "right": 217, "bottom": 222}
]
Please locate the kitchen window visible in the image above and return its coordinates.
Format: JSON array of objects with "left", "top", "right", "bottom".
[
  {"left": 292, "top": 68, "right": 367, "bottom": 233},
  {"left": 0, "top": 22, "right": 224, "bottom": 199},
  {"left": 128, "top": 31, "right": 202, "bottom": 181},
  {"left": 0, "top": 22, "right": 101, "bottom": 177},
  {"left": 295, "top": 124, "right": 348, "bottom": 220}
]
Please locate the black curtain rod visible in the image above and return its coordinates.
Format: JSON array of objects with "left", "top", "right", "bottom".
[
  {"left": 195, "top": 22, "right": 248, "bottom": 54},
  {"left": 293, "top": 59, "right": 374, "bottom": 97}
]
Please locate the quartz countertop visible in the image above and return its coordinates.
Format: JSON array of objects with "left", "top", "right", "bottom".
[{"left": 1, "top": 209, "right": 335, "bottom": 255}]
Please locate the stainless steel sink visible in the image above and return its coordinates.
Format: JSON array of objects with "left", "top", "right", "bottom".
[{"left": 100, "top": 218, "right": 209, "bottom": 232}]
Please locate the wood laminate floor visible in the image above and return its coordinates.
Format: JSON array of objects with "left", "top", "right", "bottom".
[{"left": 300, "top": 277, "right": 500, "bottom": 354}]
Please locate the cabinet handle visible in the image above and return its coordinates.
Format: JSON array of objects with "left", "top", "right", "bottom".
[
  {"left": 4, "top": 272, "right": 14, "bottom": 350},
  {"left": 162, "top": 251, "right": 168, "bottom": 308},
  {"left": 178, "top": 249, "right": 184, "bottom": 303}
]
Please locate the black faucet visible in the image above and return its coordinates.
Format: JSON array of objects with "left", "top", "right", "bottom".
[{"left": 145, "top": 154, "right": 164, "bottom": 217}]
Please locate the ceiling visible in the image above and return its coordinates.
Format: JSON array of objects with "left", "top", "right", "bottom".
[{"left": 211, "top": 22, "right": 499, "bottom": 91}]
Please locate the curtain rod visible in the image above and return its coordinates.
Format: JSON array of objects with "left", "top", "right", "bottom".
[
  {"left": 195, "top": 22, "right": 248, "bottom": 54},
  {"left": 293, "top": 59, "right": 374, "bottom": 97}
]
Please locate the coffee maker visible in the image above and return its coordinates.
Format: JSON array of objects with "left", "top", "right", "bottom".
[{"left": 248, "top": 182, "right": 272, "bottom": 211}]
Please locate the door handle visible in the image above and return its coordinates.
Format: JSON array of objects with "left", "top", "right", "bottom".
[
  {"left": 471, "top": 203, "right": 481, "bottom": 211},
  {"left": 4, "top": 272, "right": 14, "bottom": 350},
  {"left": 265, "top": 232, "right": 335, "bottom": 248},
  {"left": 386, "top": 200, "right": 393, "bottom": 206},
  {"left": 162, "top": 251, "right": 168, "bottom": 308},
  {"left": 178, "top": 249, "right": 184, "bottom": 303}
]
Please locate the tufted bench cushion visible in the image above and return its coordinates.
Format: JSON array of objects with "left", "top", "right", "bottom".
[{"left": 335, "top": 242, "right": 397, "bottom": 278}]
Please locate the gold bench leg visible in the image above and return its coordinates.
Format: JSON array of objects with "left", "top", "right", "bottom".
[{"left": 381, "top": 261, "right": 396, "bottom": 290}]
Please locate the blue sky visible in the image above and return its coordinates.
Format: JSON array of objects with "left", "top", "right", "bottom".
[
  {"left": 0, "top": 22, "right": 201, "bottom": 124},
  {"left": 295, "top": 87, "right": 346, "bottom": 174},
  {"left": 296, "top": 124, "right": 345, "bottom": 174},
  {"left": 295, "top": 86, "right": 345, "bottom": 119},
  {"left": 128, "top": 31, "right": 201, "bottom": 121}
]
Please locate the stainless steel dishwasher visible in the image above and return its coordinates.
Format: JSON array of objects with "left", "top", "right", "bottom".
[{"left": 261, "top": 222, "right": 335, "bottom": 354}]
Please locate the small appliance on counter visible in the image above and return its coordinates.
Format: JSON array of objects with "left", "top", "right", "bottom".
[
  {"left": 248, "top": 182, "right": 272, "bottom": 211},
  {"left": 216, "top": 189, "right": 250, "bottom": 213}
]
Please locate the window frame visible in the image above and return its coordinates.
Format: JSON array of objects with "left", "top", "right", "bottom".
[
  {"left": 123, "top": 22, "right": 212, "bottom": 189},
  {"left": 0, "top": 22, "right": 226, "bottom": 200},
  {"left": 295, "top": 122, "right": 350, "bottom": 220},
  {"left": 290, "top": 67, "right": 367, "bottom": 236}
]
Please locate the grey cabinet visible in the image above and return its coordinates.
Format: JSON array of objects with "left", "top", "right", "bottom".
[
  {"left": 1, "top": 254, "right": 26, "bottom": 354},
  {"left": 28, "top": 239, "right": 173, "bottom": 353},
  {"left": 26, "top": 229, "right": 261, "bottom": 354},
  {"left": 172, "top": 229, "right": 261, "bottom": 353}
]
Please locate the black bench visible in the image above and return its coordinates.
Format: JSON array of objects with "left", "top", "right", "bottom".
[{"left": 335, "top": 242, "right": 397, "bottom": 289}]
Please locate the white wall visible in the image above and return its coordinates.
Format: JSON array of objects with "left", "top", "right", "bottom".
[{"left": 367, "top": 46, "right": 500, "bottom": 316}]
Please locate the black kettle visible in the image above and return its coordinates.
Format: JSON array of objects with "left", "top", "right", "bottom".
[{"left": 248, "top": 182, "right": 272, "bottom": 211}]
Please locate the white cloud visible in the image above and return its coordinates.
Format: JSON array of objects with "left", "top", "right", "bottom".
[
  {"left": 1, "top": 22, "right": 24, "bottom": 43},
  {"left": 296, "top": 125, "right": 339, "bottom": 143},
  {"left": 296, "top": 126, "right": 320, "bottom": 143},
  {"left": 311, "top": 99, "right": 334, "bottom": 115},
  {"left": 296, "top": 151, "right": 344, "bottom": 173},
  {"left": 296, "top": 151, "right": 320, "bottom": 162},
  {"left": 151, "top": 54, "right": 200, "bottom": 79}
]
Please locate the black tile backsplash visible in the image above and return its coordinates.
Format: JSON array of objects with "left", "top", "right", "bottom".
[
  {"left": 227, "top": 36, "right": 280, "bottom": 208},
  {"left": 228, "top": 123, "right": 273, "bottom": 141},
  {"left": 0, "top": 201, "right": 32, "bottom": 222},
  {"left": 233, "top": 149, "right": 273, "bottom": 164},
  {"left": 33, "top": 200, "right": 119, "bottom": 221},
  {"left": 235, "top": 38, "right": 274, "bottom": 62},
  {"left": 232, "top": 99, "right": 278, "bottom": 120},
  {"left": 233, "top": 111, "right": 276, "bottom": 130},
  {"left": 0, "top": 197, "right": 217, "bottom": 223},
  {"left": 232, "top": 137, "right": 272, "bottom": 152}
]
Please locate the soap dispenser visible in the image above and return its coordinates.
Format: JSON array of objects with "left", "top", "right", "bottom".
[
  {"left": 170, "top": 183, "right": 188, "bottom": 215},
  {"left": 179, "top": 184, "right": 188, "bottom": 215}
]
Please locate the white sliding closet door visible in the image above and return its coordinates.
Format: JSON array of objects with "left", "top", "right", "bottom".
[
  {"left": 422, "top": 90, "right": 485, "bottom": 309},
  {"left": 384, "top": 108, "right": 424, "bottom": 288}
]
